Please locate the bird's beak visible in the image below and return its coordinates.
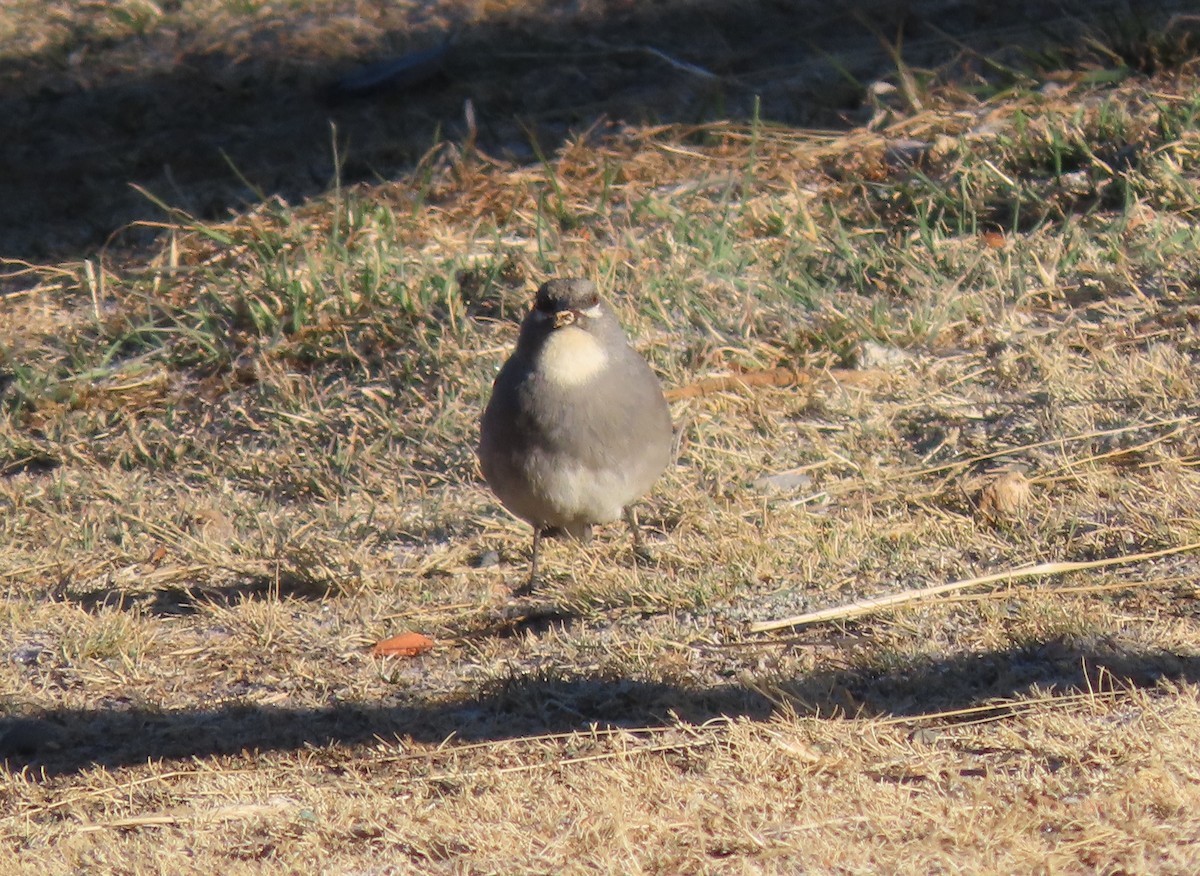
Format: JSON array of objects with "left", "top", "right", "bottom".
[{"left": 553, "top": 310, "right": 577, "bottom": 329}]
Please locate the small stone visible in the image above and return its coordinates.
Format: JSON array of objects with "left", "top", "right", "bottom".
[
  {"left": 752, "top": 472, "right": 813, "bottom": 494},
  {"left": 857, "top": 341, "right": 912, "bottom": 371},
  {"left": 9, "top": 642, "right": 46, "bottom": 666},
  {"left": 910, "top": 727, "right": 942, "bottom": 745},
  {"left": 977, "top": 470, "right": 1032, "bottom": 520}
]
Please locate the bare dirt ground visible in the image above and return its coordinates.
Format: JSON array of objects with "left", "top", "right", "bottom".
[{"left": 3, "top": 1, "right": 1200, "bottom": 873}]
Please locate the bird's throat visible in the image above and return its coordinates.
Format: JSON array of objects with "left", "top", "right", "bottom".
[{"left": 537, "top": 326, "right": 609, "bottom": 387}]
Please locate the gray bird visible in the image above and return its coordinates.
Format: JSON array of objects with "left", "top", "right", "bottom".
[{"left": 479, "top": 278, "right": 673, "bottom": 584}]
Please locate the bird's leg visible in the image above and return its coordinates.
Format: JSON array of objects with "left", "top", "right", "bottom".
[
  {"left": 624, "top": 505, "right": 653, "bottom": 564},
  {"left": 528, "top": 527, "right": 543, "bottom": 588}
]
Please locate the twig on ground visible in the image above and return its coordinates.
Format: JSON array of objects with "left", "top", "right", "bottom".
[
  {"left": 749, "top": 541, "right": 1200, "bottom": 633},
  {"left": 664, "top": 367, "right": 888, "bottom": 402}
]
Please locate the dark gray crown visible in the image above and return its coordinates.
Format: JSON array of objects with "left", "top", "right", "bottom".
[{"left": 534, "top": 278, "right": 601, "bottom": 314}]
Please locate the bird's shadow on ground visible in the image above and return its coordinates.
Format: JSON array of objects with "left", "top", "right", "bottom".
[{"left": 4, "top": 636, "right": 1197, "bottom": 777}]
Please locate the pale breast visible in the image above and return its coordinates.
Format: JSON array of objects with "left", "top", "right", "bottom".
[{"left": 535, "top": 325, "right": 609, "bottom": 387}]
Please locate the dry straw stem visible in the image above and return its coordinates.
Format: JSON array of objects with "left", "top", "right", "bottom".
[
  {"left": 872, "top": 688, "right": 1128, "bottom": 729},
  {"left": 750, "top": 541, "right": 1200, "bottom": 633},
  {"left": 663, "top": 366, "right": 890, "bottom": 401},
  {"left": 894, "top": 415, "right": 1195, "bottom": 485},
  {"left": 1036, "top": 418, "right": 1198, "bottom": 481}
]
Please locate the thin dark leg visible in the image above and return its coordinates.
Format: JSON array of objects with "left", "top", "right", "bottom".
[{"left": 529, "top": 528, "right": 542, "bottom": 586}]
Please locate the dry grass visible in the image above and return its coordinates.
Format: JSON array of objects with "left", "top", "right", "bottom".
[{"left": 4, "top": 2, "right": 1200, "bottom": 873}]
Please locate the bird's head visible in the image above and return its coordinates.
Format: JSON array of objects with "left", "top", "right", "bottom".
[
  {"left": 518, "top": 279, "right": 619, "bottom": 386},
  {"left": 531, "top": 278, "right": 604, "bottom": 331}
]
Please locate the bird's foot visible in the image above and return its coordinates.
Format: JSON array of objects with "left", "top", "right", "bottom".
[{"left": 511, "top": 574, "right": 540, "bottom": 598}]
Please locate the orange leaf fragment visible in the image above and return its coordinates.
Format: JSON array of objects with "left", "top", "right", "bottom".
[
  {"left": 146, "top": 544, "right": 169, "bottom": 567},
  {"left": 371, "top": 632, "right": 434, "bottom": 657}
]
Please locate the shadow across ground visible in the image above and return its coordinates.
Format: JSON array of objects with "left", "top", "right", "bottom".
[
  {"left": 61, "top": 575, "right": 339, "bottom": 617},
  {"left": 4, "top": 637, "right": 1196, "bottom": 777},
  {"left": 0, "top": 0, "right": 1175, "bottom": 265}
]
